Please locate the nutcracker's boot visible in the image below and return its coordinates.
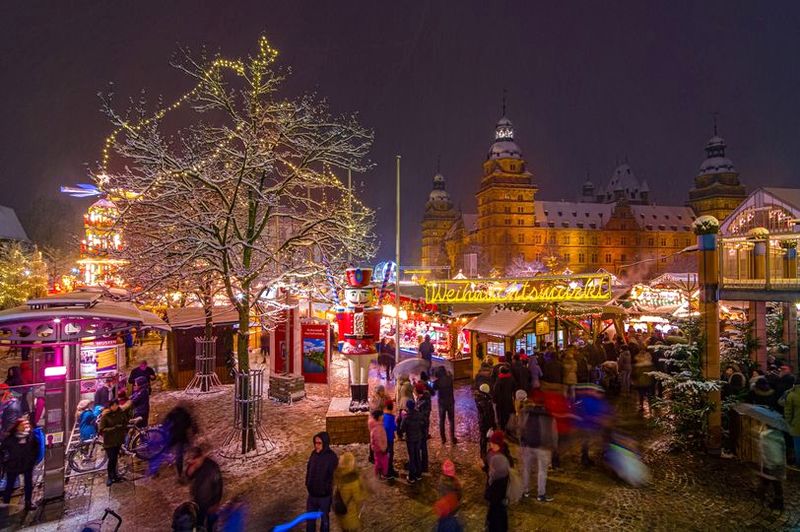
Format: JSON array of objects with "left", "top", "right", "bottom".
[
  {"left": 359, "top": 384, "right": 370, "bottom": 412},
  {"left": 349, "top": 384, "right": 360, "bottom": 413}
]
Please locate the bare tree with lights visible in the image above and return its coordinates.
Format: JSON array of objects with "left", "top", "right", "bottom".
[{"left": 100, "top": 36, "right": 376, "bottom": 452}]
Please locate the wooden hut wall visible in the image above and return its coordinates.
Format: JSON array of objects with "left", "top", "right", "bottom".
[{"left": 168, "top": 324, "right": 235, "bottom": 388}]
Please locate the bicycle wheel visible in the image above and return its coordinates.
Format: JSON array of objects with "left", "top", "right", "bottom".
[
  {"left": 68, "top": 441, "right": 108, "bottom": 473},
  {"left": 131, "top": 428, "right": 168, "bottom": 460}
]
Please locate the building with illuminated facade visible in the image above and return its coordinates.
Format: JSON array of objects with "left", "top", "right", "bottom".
[{"left": 420, "top": 115, "right": 745, "bottom": 280}]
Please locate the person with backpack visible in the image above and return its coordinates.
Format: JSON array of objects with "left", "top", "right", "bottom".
[
  {"left": 305, "top": 431, "right": 338, "bottom": 532},
  {"left": 484, "top": 431, "right": 511, "bottom": 532},
  {"left": 519, "top": 395, "right": 557, "bottom": 502}
]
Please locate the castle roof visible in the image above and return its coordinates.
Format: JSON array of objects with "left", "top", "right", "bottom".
[{"left": 0, "top": 205, "right": 29, "bottom": 242}]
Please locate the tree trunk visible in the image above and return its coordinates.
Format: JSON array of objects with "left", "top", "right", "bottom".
[{"left": 236, "top": 299, "right": 255, "bottom": 453}]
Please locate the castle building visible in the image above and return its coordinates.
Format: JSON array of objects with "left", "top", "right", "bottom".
[
  {"left": 420, "top": 115, "right": 724, "bottom": 280},
  {"left": 687, "top": 132, "right": 747, "bottom": 221}
]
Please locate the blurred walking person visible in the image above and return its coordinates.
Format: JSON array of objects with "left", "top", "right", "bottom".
[
  {"left": 333, "top": 452, "right": 366, "bottom": 532},
  {"left": 186, "top": 445, "right": 223, "bottom": 531},
  {"left": 1, "top": 417, "right": 38, "bottom": 511},
  {"left": 492, "top": 366, "right": 516, "bottom": 432},
  {"left": 484, "top": 431, "right": 511, "bottom": 532},
  {"left": 519, "top": 395, "right": 557, "bottom": 502},
  {"left": 434, "top": 459, "right": 463, "bottom": 532}
]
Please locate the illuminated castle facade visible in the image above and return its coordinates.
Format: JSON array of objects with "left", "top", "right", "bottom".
[
  {"left": 420, "top": 116, "right": 744, "bottom": 279},
  {"left": 77, "top": 198, "right": 124, "bottom": 286}
]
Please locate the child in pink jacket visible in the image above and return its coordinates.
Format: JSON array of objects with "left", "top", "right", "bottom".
[{"left": 370, "top": 410, "right": 388, "bottom": 479}]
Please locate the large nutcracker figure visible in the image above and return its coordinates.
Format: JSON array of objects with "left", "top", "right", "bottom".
[{"left": 336, "top": 267, "right": 381, "bottom": 412}]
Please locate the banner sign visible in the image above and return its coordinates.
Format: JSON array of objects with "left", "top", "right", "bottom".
[
  {"left": 424, "top": 274, "right": 613, "bottom": 305},
  {"left": 301, "top": 321, "right": 329, "bottom": 384}
]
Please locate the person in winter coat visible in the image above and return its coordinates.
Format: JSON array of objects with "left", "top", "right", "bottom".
[
  {"left": 414, "top": 381, "right": 432, "bottom": 473},
  {"left": 519, "top": 397, "right": 557, "bottom": 502},
  {"left": 1, "top": 417, "right": 38, "bottom": 511},
  {"left": 130, "top": 376, "right": 151, "bottom": 427},
  {"left": 474, "top": 384, "right": 496, "bottom": 459},
  {"left": 529, "top": 356, "right": 543, "bottom": 390},
  {"left": 632, "top": 351, "right": 654, "bottom": 412},
  {"left": 0, "top": 383, "right": 21, "bottom": 442},
  {"left": 128, "top": 359, "right": 157, "bottom": 391},
  {"left": 492, "top": 366, "right": 516, "bottom": 432},
  {"left": 435, "top": 459, "right": 463, "bottom": 532},
  {"left": 749, "top": 377, "right": 778, "bottom": 410},
  {"left": 383, "top": 401, "right": 398, "bottom": 479},
  {"left": 758, "top": 425, "right": 786, "bottom": 510},
  {"left": 511, "top": 354, "right": 531, "bottom": 393},
  {"left": 370, "top": 410, "right": 389, "bottom": 479},
  {"left": 94, "top": 375, "right": 117, "bottom": 409},
  {"left": 305, "top": 431, "right": 339, "bottom": 532},
  {"left": 5, "top": 366, "right": 30, "bottom": 415},
  {"left": 433, "top": 366, "right": 457, "bottom": 444},
  {"left": 783, "top": 383, "right": 800, "bottom": 464},
  {"left": 396, "top": 378, "right": 414, "bottom": 417},
  {"left": 474, "top": 362, "right": 493, "bottom": 392},
  {"left": 541, "top": 353, "right": 564, "bottom": 392},
  {"left": 161, "top": 404, "right": 199, "bottom": 478},
  {"left": 334, "top": 452, "right": 367, "bottom": 532},
  {"left": 484, "top": 431, "right": 510, "bottom": 532},
  {"left": 618, "top": 347, "right": 632, "bottom": 394},
  {"left": 76, "top": 399, "right": 97, "bottom": 441},
  {"left": 562, "top": 353, "right": 578, "bottom": 402},
  {"left": 98, "top": 399, "right": 128, "bottom": 486},
  {"left": 186, "top": 445, "right": 223, "bottom": 531},
  {"left": 398, "top": 400, "right": 425, "bottom": 483}
]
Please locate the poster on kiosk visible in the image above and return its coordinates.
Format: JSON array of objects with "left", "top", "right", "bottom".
[{"left": 301, "top": 320, "right": 330, "bottom": 384}]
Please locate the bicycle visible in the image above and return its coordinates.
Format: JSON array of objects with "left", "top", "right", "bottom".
[{"left": 67, "top": 417, "right": 168, "bottom": 474}]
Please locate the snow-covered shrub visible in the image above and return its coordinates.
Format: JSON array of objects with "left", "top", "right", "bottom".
[
  {"left": 692, "top": 215, "right": 720, "bottom": 235},
  {"left": 747, "top": 226, "right": 769, "bottom": 239}
]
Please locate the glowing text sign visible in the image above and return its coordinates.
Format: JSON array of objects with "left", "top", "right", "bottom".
[{"left": 424, "top": 274, "right": 613, "bottom": 305}]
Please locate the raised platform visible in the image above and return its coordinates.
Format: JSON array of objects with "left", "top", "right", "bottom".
[
  {"left": 268, "top": 373, "right": 306, "bottom": 403},
  {"left": 325, "top": 397, "right": 369, "bottom": 445}
]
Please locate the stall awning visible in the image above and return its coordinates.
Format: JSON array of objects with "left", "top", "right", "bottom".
[
  {"left": 165, "top": 306, "right": 240, "bottom": 329},
  {"left": 464, "top": 307, "right": 538, "bottom": 337}
]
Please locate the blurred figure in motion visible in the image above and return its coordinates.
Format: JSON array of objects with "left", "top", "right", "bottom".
[
  {"left": 484, "top": 431, "right": 511, "bottom": 532},
  {"left": 186, "top": 444, "right": 223, "bottom": 531},
  {"left": 574, "top": 384, "right": 613, "bottom": 467},
  {"left": 152, "top": 403, "right": 199, "bottom": 479},
  {"left": 2, "top": 417, "right": 38, "bottom": 511},
  {"left": 605, "top": 431, "right": 650, "bottom": 487},
  {"left": 758, "top": 425, "right": 786, "bottom": 511},
  {"left": 519, "top": 394, "right": 557, "bottom": 502},
  {"left": 333, "top": 452, "right": 366, "bottom": 532},
  {"left": 171, "top": 501, "right": 199, "bottom": 532},
  {"left": 434, "top": 459, "right": 463, "bottom": 532}
]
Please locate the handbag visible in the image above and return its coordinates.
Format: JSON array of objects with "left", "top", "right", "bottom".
[{"left": 333, "top": 489, "right": 347, "bottom": 515}]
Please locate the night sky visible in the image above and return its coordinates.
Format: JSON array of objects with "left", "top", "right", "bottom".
[{"left": 2, "top": 1, "right": 799, "bottom": 262}]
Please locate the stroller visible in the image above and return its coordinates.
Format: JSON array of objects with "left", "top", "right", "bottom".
[
  {"left": 80, "top": 508, "right": 122, "bottom": 532},
  {"left": 599, "top": 361, "right": 621, "bottom": 396}
]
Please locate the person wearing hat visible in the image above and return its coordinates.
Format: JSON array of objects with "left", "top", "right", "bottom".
[
  {"left": 333, "top": 452, "right": 366, "bottom": 531},
  {"left": 398, "top": 399, "right": 425, "bottom": 483},
  {"left": 435, "top": 459, "right": 463, "bottom": 530},
  {"left": 485, "top": 431, "right": 510, "bottom": 532},
  {"left": 473, "top": 383, "right": 496, "bottom": 459},
  {"left": 414, "top": 380, "right": 432, "bottom": 474},
  {"left": 749, "top": 377, "right": 778, "bottom": 411},
  {"left": 130, "top": 376, "right": 151, "bottom": 427}
]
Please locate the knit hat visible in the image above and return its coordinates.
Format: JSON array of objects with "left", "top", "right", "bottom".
[
  {"left": 442, "top": 459, "right": 456, "bottom": 477},
  {"left": 414, "top": 381, "right": 427, "bottom": 394},
  {"left": 489, "top": 430, "right": 505, "bottom": 447},
  {"left": 479, "top": 383, "right": 491, "bottom": 394},
  {"left": 515, "top": 389, "right": 528, "bottom": 402}
]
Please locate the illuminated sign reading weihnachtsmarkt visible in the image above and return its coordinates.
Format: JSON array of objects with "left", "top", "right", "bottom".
[{"left": 424, "top": 273, "right": 613, "bottom": 305}]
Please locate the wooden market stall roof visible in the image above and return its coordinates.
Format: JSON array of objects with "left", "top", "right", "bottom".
[
  {"left": 165, "top": 306, "right": 240, "bottom": 329},
  {"left": 463, "top": 307, "right": 538, "bottom": 337}
]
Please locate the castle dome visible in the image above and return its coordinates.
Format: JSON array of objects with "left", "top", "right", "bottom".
[{"left": 487, "top": 116, "right": 523, "bottom": 160}]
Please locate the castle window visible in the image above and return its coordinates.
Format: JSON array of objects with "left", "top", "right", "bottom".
[
  {"left": 534, "top": 235, "right": 542, "bottom": 244},
  {"left": 605, "top": 253, "right": 612, "bottom": 263},
  {"left": 517, "top": 219, "right": 523, "bottom": 225},
  {"left": 620, "top": 236, "right": 627, "bottom": 245},
  {"left": 621, "top": 254, "right": 627, "bottom": 263},
  {"left": 648, "top": 237, "right": 654, "bottom": 246},
  {"left": 605, "top": 236, "right": 611, "bottom": 245},
  {"left": 660, "top": 238, "right": 666, "bottom": 246},
  {"left": 517, "top": 206, "right": 524, "bottom": 213},
  {"left": 562, "top": 235, "right": 570, "bottom": 245},
  {"left": 504, "top": 206, "right": 511, "bottom": 214},
  {"left": 591, "top": 253, "right": 598, "bottom": 263},
  {"left": 518, "top": 234, "right": 524, "bottom": 243},
  {"left": 673, "top": 238, "right": 678, "bottom": 247},
  {"left": 518, "top": 195, "right": 524, "bottom": 201},
  {"left": 549, "top": 235, "right": 556, "bottom": 244},
  {"left": 684, "top": 238, "right": 690, "bottom": 246},
  {"left": 563, "top": 253, "right": 571, "bottom": 262},
  {"left": 578, "top": 253, "right": 585, "bottom": 263},
  {"left": 592, "top": 235, "right": 598, "bottom": 244},
  {"left": 578, "top": 236, "right": 585, "bottom": 245},
  {"left": 505, "top": 218, "right": 511, "bottom": 225},
  {"left": 535, "top": 253, "right": 542, "bottom": 262}
]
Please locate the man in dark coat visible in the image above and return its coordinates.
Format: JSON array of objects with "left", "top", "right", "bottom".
[
  {"left": 186, "top": 445, "right": 223, "bottom": 531},
  {"left": 0, "top": 384, "right": 21, "bottom": 442},
  {"left": 541, "top": 354, "right": 563, "bottom": 388},
  {"left": 474, "top": 383, "right": 497, "bottom": 459},
  {"left": 94, "top": 375, "right": 117, "bottom": 409},
  {"left": 433, "top": 366, "right": 457, "bottom": 444},
  {"left": 99, "top": 399, "right": 128, "bottom": 486},
  {"left": 419, "top": 334, "right": 435, "bottom": 365},
  {"left": 512, "top": 353, "right": 531, "bottom": 392},
  {"left": 128, "top": 359, "right": 157, "bottom": 391},
  {"left": 305, "top": 431, "right": 338, "bottom": 532},
  {"left": 130, "top": 376, "right": 150, "bottom": 427},
  {"left": 492, "top": 366, "right": 516, "bottom": 432},
  {"left": 398, "top": 400, "right": 426, "bottom": 483},
  {"left": 414, "top": 381, "right": 433, "bottom": 473}
]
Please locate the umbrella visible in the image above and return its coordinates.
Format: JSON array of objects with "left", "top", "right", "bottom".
[
  {"left": 393, "top": 357, "right": 431, "bottom": 380},
  {"left": 733, "top": 403, "right": 791, "bottom": 433}
]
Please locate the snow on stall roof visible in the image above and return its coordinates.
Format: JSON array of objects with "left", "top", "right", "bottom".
[
  {"left": 0, "top": 205, "right": 29, "bottom": 241},
  {"left": 464, "top": 307, "right": 537, "bottom": 337}
]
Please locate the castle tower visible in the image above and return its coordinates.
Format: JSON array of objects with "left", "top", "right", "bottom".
[
  {"left": 475, "top": 115, "right": 536, "bottom": 272},
  {"left": 688, "top": 132, "right": 747, "bottom": 221},
  {"left": 420, "top": 171, "right": 458, "bottom": 270}
]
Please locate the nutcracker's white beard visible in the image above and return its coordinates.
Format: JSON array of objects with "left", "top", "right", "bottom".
[{"left": 346, "top": 355, "right": 371, "bottom": 385}]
